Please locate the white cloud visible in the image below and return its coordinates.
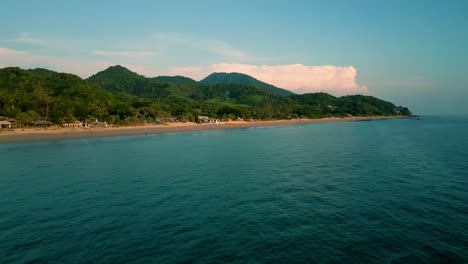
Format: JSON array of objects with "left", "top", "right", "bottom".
[
  {"left": 212, "top": 63, "right": 368, "bottom": 96},
  {"left": 151, "top": 32, "right": 251, "bottom": 61},
  {"left": 1, "top": 33, "right": 81, "bottom": 51},
  {"left": 0, "top": 47, "right": 112, "bottom": 77},
  {"left": 92, "top": 50, "right": 158, "bottom": 58},
  {"left": 1, "top": 45, "right": 368, "bottom": 96},
  {"left": 0, "top": 47, "right": 162, "bottom": 78},
  {"left": 3, "top": 33, "right": 47, "bottom": 46},
  {"left": 0, "top": 47, "right": 28, "bottom": 57},
  {"left": 1, "top": 32, "right": 257, "bottom": 73},
  {"left": 1, "top": 31, "right": 368, "bottom": 97},
  {"left": 164, "top": 63, "right": 368, "bottom": 96}
]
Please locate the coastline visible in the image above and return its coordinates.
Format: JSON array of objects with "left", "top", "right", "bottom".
[{"left": 0, "top": 116, "right": 405, "bottom": 143}]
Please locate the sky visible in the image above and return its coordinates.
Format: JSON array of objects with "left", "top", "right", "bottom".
[{"left": 1, "top": 0, "right": 467, "bottom": 115}]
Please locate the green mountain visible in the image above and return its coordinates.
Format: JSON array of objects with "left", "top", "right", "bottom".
[
  {"left": 0, "top": 67, "right": 121, "bottom": 123},
  {"left": 153, "top": 75, "right": 197, "bottom": 84},
  {"left": 0, "top": 66, "right": 412, "bottom": 125},
  {"left": 87, "top": 65, "right": 170, "bottom": 98},
  {"left": 88, "top": 66, "right": 295, "bottom": 99},
  {"left": 26, "top": 68, "right": 60, "bottom": 78},
  {"left": 152, "top": 75, "right": 200, "bottom": 98},
  {"left": 290, "top": 93, "right": 411, "bottom": 117},
  {"left": 87, "top": 66, "right": 202, "bottom": 99},
  {"left": 200, "top": 72, "right": 294, "bottom": 96}
]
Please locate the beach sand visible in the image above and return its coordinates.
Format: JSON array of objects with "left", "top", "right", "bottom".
[{"left": 0, "top": 116, "right": 404, "bottom": 143}]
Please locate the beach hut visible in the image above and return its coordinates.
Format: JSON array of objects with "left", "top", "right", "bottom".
[
  {"left": 32, "top": 121, "right": 53, "bottom": 128},
  {"left": 0, "top": 120, "right": 12, "bottom": 129},
  {"left": 61, "top": 120, "right": 83, "bottom": 127},
  {"left": 92, "top": 120, "right": 108, "bottom": 127},
  {"left": 197, "top": 116, "right": 220, "bottom": 124},
  {"left": 197, "top": 116, "right": 209, "bottom": 123},
  {"left": 72, "top": 120, "right": 83, "bottom": 127},
  {"left": 8, "top": 118, "right": 20, "bottom": 128}
]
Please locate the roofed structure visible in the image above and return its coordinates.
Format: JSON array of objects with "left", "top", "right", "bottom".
[
  {"left": 197, "top": 116, "right": 220, "bottom": 124},
  {"left": 0, "top": 120, "right": 12, "bottom": 128}
]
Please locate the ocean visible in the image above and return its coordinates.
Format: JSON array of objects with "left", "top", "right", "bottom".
[{"left": 1, "top": 116, "right": 467, "bottom": 263}]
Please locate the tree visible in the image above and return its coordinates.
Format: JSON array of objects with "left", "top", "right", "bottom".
[
  {"left": 16, "top": 110, "right": 40, "bottom": 123},
  {"left": 31, "top": 86, "right": 53, "bottom": 120},
  {"left": 0, "top": 67, "right": 412, "bottom": 126}
]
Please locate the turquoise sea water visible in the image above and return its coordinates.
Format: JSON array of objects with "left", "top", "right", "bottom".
[{"left": 0, "top": 117, "right": 467, "bottom": 263}]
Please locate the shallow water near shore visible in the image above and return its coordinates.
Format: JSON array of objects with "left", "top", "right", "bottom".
[{"left": 1, "top": 116, "right": 467, "bottom": 263}]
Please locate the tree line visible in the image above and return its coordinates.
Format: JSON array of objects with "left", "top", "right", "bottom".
[{"left": 0, "top": 66, "right": 412, "bottom": 125}]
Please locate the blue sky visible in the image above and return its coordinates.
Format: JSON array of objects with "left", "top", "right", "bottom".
[{"left": 1, "top": 0, "right": 467, "bottom": 114}]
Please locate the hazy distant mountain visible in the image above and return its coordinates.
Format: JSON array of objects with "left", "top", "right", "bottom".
[{"left": 200, "top": 72, "right": 294, "bottom": 96}]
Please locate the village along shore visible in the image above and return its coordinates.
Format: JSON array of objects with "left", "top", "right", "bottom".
[{"left": 0, "top": 116, "right": 407, "bottom": 143}]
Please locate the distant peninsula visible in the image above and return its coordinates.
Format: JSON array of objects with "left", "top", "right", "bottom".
[{"left": 0, "top": 65, "right": 411, "bottom": 130}]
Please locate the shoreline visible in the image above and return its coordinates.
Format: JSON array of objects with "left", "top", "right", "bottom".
[{"left": 0, "top": 116, "right": 406, "bottom": 143}]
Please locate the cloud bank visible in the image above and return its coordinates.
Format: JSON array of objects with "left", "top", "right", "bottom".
[
  {"left": 167, "top": 64, "right": 368, "bottom": 96},
  {"left": 1, "top": 46, "right": 368, "bottom": 96},
  {"left": 150, "top": 32, "right": 251, "bottom": 61},
  {"left": 0, "top": 47, "right": 159, "bottom": 77},
  {"left": 0, "top": 47, "right": 112, "bottom": 77},
  {"left": 92, "top": 50, "right": 158, "bottom": 58}
]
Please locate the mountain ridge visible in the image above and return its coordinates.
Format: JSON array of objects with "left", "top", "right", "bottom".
[
  {"left": 153, "top": 75, "right": 198, "bottom": 84},
  {"left": 87, "top": 65, "right": 170, "bottom": 98},
  {"left": 0, "top": 66, "right": 412, "bottom": 125},
  {"left": 200, "top": 72, "right": 294, "bottom": 96}
]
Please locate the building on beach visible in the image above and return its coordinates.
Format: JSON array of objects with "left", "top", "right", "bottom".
[
  {"left": 61, "top": 120, "right": 83, "bottom": 127},
  {"left": 197, "top": 116, "right": 220, "bottom": 124},
  {"left": 32, "top": 121, "right": 54, "bottom": 128},
  {"left": 0, "top": 120, "right": 12, "bottom": 129},
  {"left": 0, "top": 117, "right": 22, "bottom": 128}
]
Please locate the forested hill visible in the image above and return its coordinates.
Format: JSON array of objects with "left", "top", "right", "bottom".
[
  {"left": 87, "top": 65, "right": 171, "bottom": 98},
  {"left": 0, "top": 67, "right": 120, "bottom": 123},
  {"left": 153, "top": 75, "right": 197, "bottom": 84},
  {"left": 0, "top": 66, "right": 412, "bottom": 125},
  {"left": 200, "top": 72, "right": 294, "bottom": 96}
]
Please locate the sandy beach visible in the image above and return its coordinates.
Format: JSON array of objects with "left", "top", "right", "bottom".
[{"left": 0, "top": 116, "right": 405, "bottom": 143}]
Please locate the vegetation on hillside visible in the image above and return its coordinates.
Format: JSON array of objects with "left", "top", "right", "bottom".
[
  {"left": 0, "top": 66, "right": 412, "bottom": 125},
  {"left": 200, "top": 72, "right": 294, "bottom": 96}
]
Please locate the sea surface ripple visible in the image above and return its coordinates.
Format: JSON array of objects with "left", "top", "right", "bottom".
[{"left": 1, "top": 116, "right": 467, "bottom": 263}]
